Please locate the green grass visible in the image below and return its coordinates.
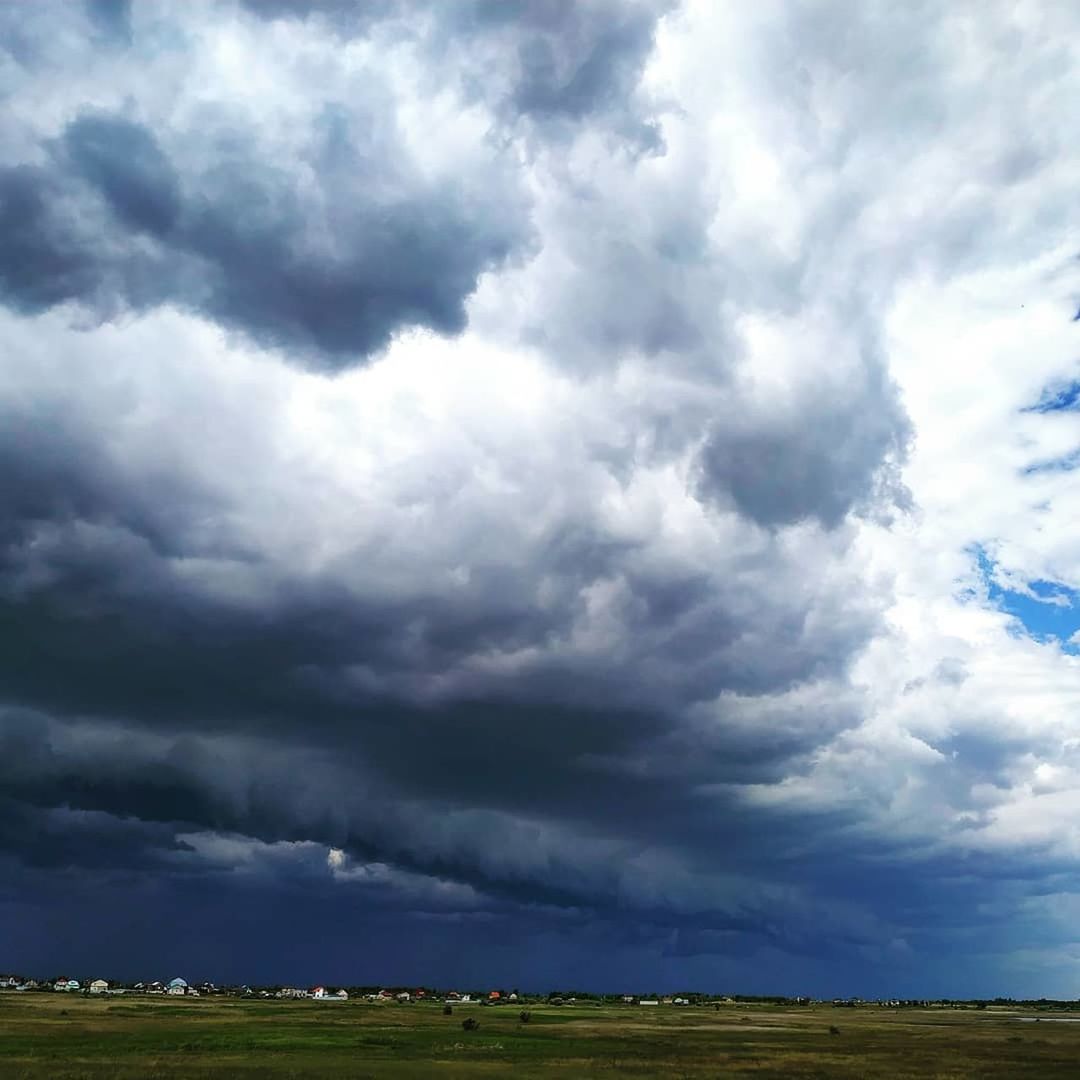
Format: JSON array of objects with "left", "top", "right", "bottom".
[{"left": 2, "top": 993, "right": 1079, "bottom": 1078}]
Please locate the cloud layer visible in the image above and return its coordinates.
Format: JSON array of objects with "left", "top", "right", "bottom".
[{"left": 1, "top": 0, "right": 1079, "bottom": 996}]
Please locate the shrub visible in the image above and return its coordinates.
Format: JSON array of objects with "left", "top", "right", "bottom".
[
  {"left": 443, "top": 1004, "right": 452, "bottom": 1016},
  {"left": 462, "top": 1016, "right": 479, "bottom": 1032},
  {"left": 519, "top": 1010, "right": 532, "bottom": 1023},
  {"left": 829, "top": 1025, "right": 841, "bottom": 1036}
]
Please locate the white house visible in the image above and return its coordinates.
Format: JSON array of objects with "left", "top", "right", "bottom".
[
  {"left": 335, "top": 989, "right": 349, "bottom": 1000},
  {"left": 90, "top": 979, "right": 110, "bottom": 994},
  {"left": 167, "top": 978, "right": 188, "bottom": 996},
  {"left": 311, "top": 986, "right": 327, "bottom": 999}
]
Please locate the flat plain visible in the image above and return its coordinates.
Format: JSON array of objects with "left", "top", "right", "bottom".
[{"left": 3, "top": 993, "right": 1079, "bottom": 1078}]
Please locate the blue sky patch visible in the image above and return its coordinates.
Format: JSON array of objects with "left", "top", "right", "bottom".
[
  {"left": 1021, "top": 379, "right": 1080, "bottom": 413},
  {"left": 971, "top": 546, "right": 1080, "bottom": 652},
  {"left": 1021, "top": 447, "right": 1080, "bottom": 475}
]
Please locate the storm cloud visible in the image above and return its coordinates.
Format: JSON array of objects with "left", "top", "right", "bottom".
[{"left": 1, "top": 0, "right": 1080, "bottom": 998}]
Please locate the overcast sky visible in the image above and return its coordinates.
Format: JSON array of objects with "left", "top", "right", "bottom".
[{"left": 2, "top": 0, "right": 1079, "bottom": 997}]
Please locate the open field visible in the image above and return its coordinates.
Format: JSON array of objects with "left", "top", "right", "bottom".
[{"left": 3, "top": 994, "right": 1080, "bottom": 1079}]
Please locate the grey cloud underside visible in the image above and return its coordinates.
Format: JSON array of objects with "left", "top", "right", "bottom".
[
  {"left": 0, "top": 416, "right": 869, "bottom": 786},
  {"left": 0, "top": 706, "right": 958, "bottom": 953},
  {"left": 1, "top": 733, "right": 1067, "bottom": 995},
  {"left": 0, "top": 353, "right": 885, "bottom": 934},
  {"left": 0, "top": 111, "right": 527, "bottom": 366}
]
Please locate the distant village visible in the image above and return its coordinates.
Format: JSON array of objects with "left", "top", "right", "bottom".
[
  {"left": 0, "top": 975, "right": 681, "bottom": 1004},
  {"left": 0, "top": 974, "right": 1024, "bottom": 1009},
  {"left": 0, "top": 975, "right": 496, "bottom": 1001}
]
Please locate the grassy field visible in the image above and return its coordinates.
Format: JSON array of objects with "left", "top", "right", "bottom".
[{"left": 3, "top": 993, "right": 1080, "bottom": 1078}]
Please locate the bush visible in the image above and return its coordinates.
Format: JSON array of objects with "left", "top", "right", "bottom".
[
  {"left": 462, "top": 1016, "right": 479, "bottom": 1032},
  {"left": 443, "top": 1004, "right": 452, "bottom": 1016},
  {"left": 519, "top": 1010, "right": 532, "bottom": 1023},
  {"left": 829, "top": 1025, "right": 841, "bottom": 1036}
]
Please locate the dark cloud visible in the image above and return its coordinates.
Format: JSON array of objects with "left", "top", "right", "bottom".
[
  {"left": 0, "top": 286, "right": 898, "bottom": 988},
  {"left": 456, "top": 0, "right": 671, "bottom": 134},
  {"left": 84, "top": 0, "right": 132, "bottom": 43},
  {"left": 0, "top": 105, "right": 528, "bottom": 365},
  {"left": 241, "top": 0, "right": 672, "bottom": 135},
  {"left": 0, "top": 167, "right": 121, "bottom": 315},
  {"left": 65, "top": 114, "right": 181, "bottom": 236},
  {"left": 0, "top": 799, "right": 193, "bottom": 872},
  {"left": 698, "top": 368, "right": 911, "bottom": 528},
  {"left": 236, "top": 0, "right": 401, "bottom": 31},
  {"left": 0, "top": 359, "right": 882, "bottom": 931}
]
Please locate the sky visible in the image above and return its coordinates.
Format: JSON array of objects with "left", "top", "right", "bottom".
[{"left": 1, "top": 0, "right": 1079, "bottom": 999}]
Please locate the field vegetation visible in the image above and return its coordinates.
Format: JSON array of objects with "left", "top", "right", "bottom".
[{"left": 3, "top": 992, "right": 1080, "bottom": 1078}]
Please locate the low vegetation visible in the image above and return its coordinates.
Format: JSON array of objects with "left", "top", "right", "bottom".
[{"left": 3, "top": 993, "right": 1080, "bottom": 1078}]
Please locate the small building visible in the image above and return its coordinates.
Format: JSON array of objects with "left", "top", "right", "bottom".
[
  {"left": 90, "top": 979, "right": 110, "bottom": 994},
  {"left": 335, "top": 989, "right": 349, "bottom": 1000},
  {"left": 396, "top": 991, "right": 411, "bottom": 1002},
  {"left": 311, "top": 986, "right": 327, "bottom": 999},
  {"left": 639, "top": 999, "right": 659, "bottom": 1006},
  {"left": 167, "top": 978, "right": 188, "bottom": 996}
]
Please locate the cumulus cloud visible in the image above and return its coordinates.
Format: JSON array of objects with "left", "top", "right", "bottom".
[
  {"left": 0, "top": 0, "right": 1079, "bottom": 997},
  {"left": 0, "top": 4, "right": 532, "bottom": 366}
]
